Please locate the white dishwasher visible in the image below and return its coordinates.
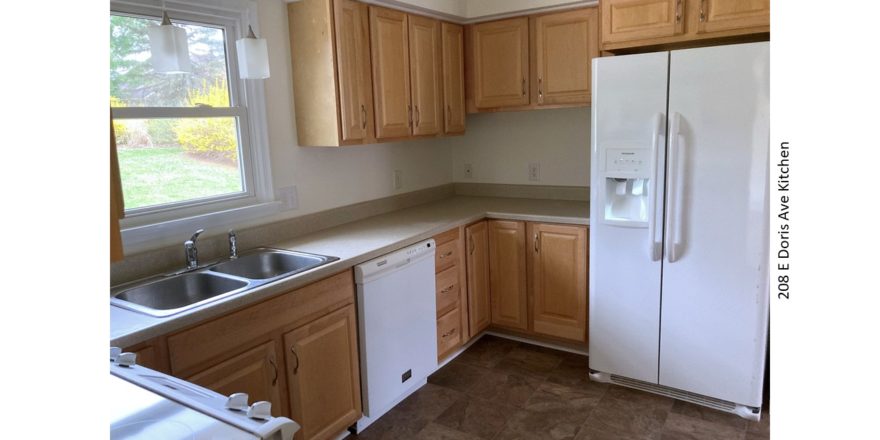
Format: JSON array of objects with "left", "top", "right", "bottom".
[{"left": 354, "top": 239, "right": 437, "bottom": 432}]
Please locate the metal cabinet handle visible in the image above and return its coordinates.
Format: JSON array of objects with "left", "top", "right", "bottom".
[
  {"left": 521, "top": 78, "right": 526, "bottom": 96},
  {"left": 538, "top": 77, "right": 543, "bottom": 103},
  {"left": 442, "top": 327, "right": 457, "bottom": 338},
  {"left": 408, "top": 105, "right": 413, "bottom": 127},
  {"left": 361, "top": 104, "right": 367, "bottom": 130},
  {"left": 269, "top": 357, "right": 278, "bottom": 386},
  {"left": 447, "top": 105, "right": 451, "bottom": 124},
  {"left": 699, "top": 0, "right": 706, "bottom": 22},
  {"left": 675, "top": 0, "right": 682, "bottom": 23},
  {"left": 440, "top": 285, "right": 455, "bottom": 294},
  {"left": 469, "top": 238, "right": 474, "bottom": 254},
  {"left": 439, "top": 250, "right": 453, "bottom": 259},
  {"left": 290, "top": 346, "right": 299, "bottom": 375},
  {"left": 415, "top": 105, "right": 420, "bottom": 127},
  {"left": 534, "top": 233, "right": 539, "bottom": 253}
]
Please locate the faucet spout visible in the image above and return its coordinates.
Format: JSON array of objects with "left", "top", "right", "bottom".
[{"left": 184, "top": 228, "right": 205, "bottom": 269}]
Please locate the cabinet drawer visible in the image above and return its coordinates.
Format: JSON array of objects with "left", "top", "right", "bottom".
[
  {"left": 435, "top": 266, "right": 459, "bottom": 316},
  {"left": 437, "top": 307, "right": 462, "bottom": 359},
  {"left": 435, "top": 239, "right": 459, "bottom": 272}
]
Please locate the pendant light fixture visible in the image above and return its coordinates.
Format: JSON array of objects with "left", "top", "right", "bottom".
[
  {"left": 147, "top": 4, "right": 192, "bottom": 74},
  {"left": 236, "top": 18, "right": 270, "bottom": 79}
]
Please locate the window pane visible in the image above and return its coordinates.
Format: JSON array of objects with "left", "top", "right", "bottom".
[
  {"left": 114, "top": 118, "right": 244, "bottom": 210},
  {"left": 110, "top": 14, "right": 231, "bottom": 107}
]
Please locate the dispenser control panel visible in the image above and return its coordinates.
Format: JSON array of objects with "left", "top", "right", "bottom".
[{"left": 604, "top": 148, "right": 650, "bottom": 176}]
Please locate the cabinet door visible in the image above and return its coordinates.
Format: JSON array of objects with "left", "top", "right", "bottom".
[
  {"left": 187, "top": 341, "right": 284, "bottom": 417},
  {"left": 488, "top": 220, "right": 528, "bottom": 331},
  {"left": 601, "top": 0, "right": 684, "bottom": 44},
  {"left": 465, "top": 221, "right": 491, "bottom": 337},
  {"left": 696, "top": 0, "right": 770, "bottom": 34},
  {"left": 441, "top": 22, "right": 465, "bottom": 134},
  {"left": 471, "top": 17, "right": 530, "bottom": 108},
  {"left": 110, "top": 114, "right": 124, "bottom": 262},
  {"left": 534, "top": 8, "right": 598, "bottom": 106},
  {"left": 528, "top": 223, "right": 588, "bottom": 343},
  {"left": 284, "top": 305, "right": 361, "bottom": 440},
  {"left": 334, "top": 0, "right": 374, "bottom": 143},
  {"left": 408, "top": 15, "right": 443, "bottom": 136},
  {"left": 370, "top": 6, "right": 412, "bottom": 139}
]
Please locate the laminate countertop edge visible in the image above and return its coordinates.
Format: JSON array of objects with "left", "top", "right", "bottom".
[{"left": 110, "top": 196, "right": 589, "bottom": 347}]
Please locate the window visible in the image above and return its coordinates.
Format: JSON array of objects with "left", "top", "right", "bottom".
[{"left": 110, "top": 1, "right": 275, "bottom": 250}]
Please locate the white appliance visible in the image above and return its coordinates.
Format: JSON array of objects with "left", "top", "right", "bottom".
[
  {"left": 354, "top": 239, "right": 438, "bottom": 431},
  {"left": 589, "top": 42, "right": 769, "bottom": 420},
  {"left": 110, "top": 349, "right": 299, "bottom": 440}
]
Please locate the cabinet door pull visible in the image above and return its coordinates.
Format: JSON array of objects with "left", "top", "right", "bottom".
[
  {"left": 469, "top": 238, "right": 474, "bottom": 254},
  {"left": 534, "top": 233, "right": 539, "bottom": 253},
  {"left": 290, "top": 346, "right": 299, "bottom": 375},
  {"left": 675, "top": 0, "right": 682, "bottom": 23},
  {"left": 699, "top": 0, "right": 706, "bottom": 22},
  {"left": 521, "top": 78, "right": 526, "bottom": 96},
  {"left": 269, "top": 357, "right": 278, "bottom": 386},
  {"left": 538, "top": 77, "right": 543, "bottom": 103},
  {"left": 440, "top": 285, "right": 454, "bottom": 294},
  {"left": 408, "top": 105, "right": 413, "bottom": 127},
  {"left": 447, "top": 105, "right": 451, "bottom": 124},
  {"left": 361, "top": 104, "right": 367, "bottom": 130},
  {"left": 439, "top": 250, "right": 453, "bottom": 259},
  {"left": 442, "top": 328, "right": 457, "bottom": 338},
  {"left": 415, "top": 105, "right": 420, "bottom": 127}
]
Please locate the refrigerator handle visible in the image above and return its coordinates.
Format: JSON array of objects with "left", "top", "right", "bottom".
[
  {"left": 647, "top": 112, "right": 663, "bottom": 261},
  {"left": 665, "top": 112, "right": 684, "bottom": 262}
]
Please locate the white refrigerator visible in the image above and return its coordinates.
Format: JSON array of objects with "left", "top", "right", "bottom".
[{"left": 588, "top": 42, "right": 769, "bottom": 420}]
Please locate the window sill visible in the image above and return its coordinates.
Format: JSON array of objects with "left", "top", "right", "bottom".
[{"left": 120, "top": 200, "right": 282, "bottom": 254}]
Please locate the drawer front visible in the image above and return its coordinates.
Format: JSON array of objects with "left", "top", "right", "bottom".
[
  {"left": 437, "top": 307, "right": 462, "bottom": 359},
  {"left": 435, "top": 265, "right": 459, "bottom": 316},
  {"left": 435, "top": 239, "right": 459, "bottom": 272}
]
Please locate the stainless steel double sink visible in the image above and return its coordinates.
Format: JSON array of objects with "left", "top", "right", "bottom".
[{"left": 111, "top": 248, "right": 339, "bottom": 317}]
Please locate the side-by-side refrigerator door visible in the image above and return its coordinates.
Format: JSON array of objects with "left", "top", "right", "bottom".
[
  {"left": 589, "top": 51, "right": 668, "bottom": 384},
  {"left": 659, "top": 42, "right": 769, "bottom": 407}
]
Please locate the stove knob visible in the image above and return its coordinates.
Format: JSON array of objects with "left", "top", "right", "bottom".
[
  {"left": 225, "top": 393, "right": 249, "bottom": 412},
  {"left": 115, "top": 352, "right": 137, "bottom": 367},
  {"left": 247, "top": 401, "right": 272, "bottom": 421},
  {"left": 110, "top": 347, "right": 122, "bottom": 362}
]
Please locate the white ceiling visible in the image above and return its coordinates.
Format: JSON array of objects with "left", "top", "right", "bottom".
[{"left": 287, "top": 0, "right": 597, "bottom": 23}]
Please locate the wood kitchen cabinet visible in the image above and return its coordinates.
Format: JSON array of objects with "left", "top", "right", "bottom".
[
  {"left": 465, "top": 221, "right": 491, "bottom": 338},
  {"left": 441, "top": 22, "right": 466, "bottom": 134},
  {"left": 370, "top": 6, "right": 412, "bottom": 139},
  {"left": 288, "top": 0, "right": 375, "bottom": 146},
  {"left": 600, "top": 0, "right": 769, "bottom": 52},
  {"left": 532, "top": 8, "right": 598, "bottom": 106},
  {"left": 284, "top": 304, "right": 361, "bottom": 440},
  {"left": 187, "top": 341, "right": 285, "bottom": 417},
  {"left": 433, "top": 227, "right": 468, "bottom": 361},
  {"left": 163, "top": 270, "right": 360, "bottom": 440},
  {"left": 110, "top": 114, "right": 124, "bottom": 262},
  {"left": 488, "top": 220, "right": 528, "bottom": 331},
  {"left": 408, "top": 15, "right": 443, "bottom": 136},
  {"left": 528, "top": 223, "right": 588, "bottom": 343},
  {"left": 468, "top": 17, "right": 530, "bottom": 110}
]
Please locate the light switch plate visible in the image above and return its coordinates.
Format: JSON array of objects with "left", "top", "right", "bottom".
[
  {"left": 276, "top": 185, "right": 299, "bottom": 210},
  {"left": 529, "top": 163, "right": 540, "bottom": 181}
]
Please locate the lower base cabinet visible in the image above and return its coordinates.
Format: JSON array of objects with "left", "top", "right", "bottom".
[{"left": 284, "top": 304, "right": 362, "bottom": 440}]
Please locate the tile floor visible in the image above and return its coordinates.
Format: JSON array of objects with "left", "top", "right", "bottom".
[{"left": 350, "top": 335, "right": 769, "bottom": 440}]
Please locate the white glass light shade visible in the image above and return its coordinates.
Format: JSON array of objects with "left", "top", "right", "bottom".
[
  {"left": 236, "top": 28, "right": 270, "bottom": 79},
  {"left": 148, "top": 20, "right": 192, "bottom": 74}
]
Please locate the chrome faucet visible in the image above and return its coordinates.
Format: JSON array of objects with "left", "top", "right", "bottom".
[
  {"left": 184, "top": 229, "right": 205, "bottom": 270},
  {"left": 228, "top": 230, "right": 238, "bottom": 259}
]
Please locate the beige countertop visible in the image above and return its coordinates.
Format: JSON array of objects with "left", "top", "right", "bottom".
[{"left": 110, "top": 196, "right": 589, "bottom": 348}]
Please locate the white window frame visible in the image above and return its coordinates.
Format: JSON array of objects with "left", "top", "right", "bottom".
[{"left": 111, "top": 0, "right": 278, "bottom": 253}]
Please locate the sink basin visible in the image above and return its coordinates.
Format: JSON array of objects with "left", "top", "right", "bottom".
[
  {"left": 210, "top": 248, "right": 337, "bottom": 281},
  {"left": 112, "top": 272, "right": 250, "bottom": 317},
  {"left": 111, "top": 248, "right": 339, "bottom": 317}
]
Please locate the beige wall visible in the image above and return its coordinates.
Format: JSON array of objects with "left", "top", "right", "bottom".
[
  {"left": 255, "top": 0, "right": 453, "bottom": 226},
  {"left": 449, "top": 107, "right": 590, "bottom": 186}
]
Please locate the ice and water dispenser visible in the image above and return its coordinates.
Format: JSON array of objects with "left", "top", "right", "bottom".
[{"left": 600, "top": 148, "right": 652, "bottom": 227}]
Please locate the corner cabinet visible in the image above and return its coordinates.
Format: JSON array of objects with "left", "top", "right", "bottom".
[
  {"left": 468, "top": 17, "right": 530, "bottom": 110},
  {"left": 600, "top": 0, "right": 770, "bottom": 52},
  {"left": 488, "top": 220, "right": 528, "bottom": 331},
  {"left": 288, "top": 0, "right": 375, "bottom": 147},
  {"left": 465, "top": 221, "right": 491, "bottom": 338}
]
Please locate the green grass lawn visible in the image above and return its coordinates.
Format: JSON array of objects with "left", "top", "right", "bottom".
[{"left": 118, "top": 147, "right": 242, "bottom": 209}]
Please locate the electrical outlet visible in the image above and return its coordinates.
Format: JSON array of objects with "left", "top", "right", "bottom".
[
  {"left": 464, "top": 163, "right": 473, "bottom": 179},
  {"left": 393, "top": 170, "right": 403, "bottom": 190},
  {"left": 275, "top": 185, "right": 299, "bottom": 210},
  {"left": 528, "top": 163, "right": 540, "bottom": 181}
]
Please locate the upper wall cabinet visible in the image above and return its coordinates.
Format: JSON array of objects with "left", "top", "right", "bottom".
[
  {"left": 466, "top": 8, "right": 598, "bottom": 113},
  {"left": 600, "top": 0, "right": 770, "bottom": 52},
  {"left": 288, "top": 0, "right": 375, "bottom": 147},
  {"left": 441, "top": 22, "right": 466, "bottom": 135},
  {"left": 533, "top": 8, "right": 598, "bottom": 106},
  {"left": 408, "top": 15, "right": 444, "bottom": 136},
  {"left": 469, "top": 17, "right": 530, "bottom": 109},
  {"left": 370, "top": 7, "right": 413, "bottom": 140}
]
